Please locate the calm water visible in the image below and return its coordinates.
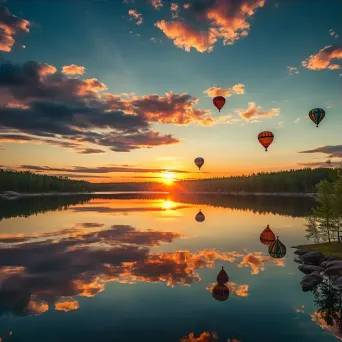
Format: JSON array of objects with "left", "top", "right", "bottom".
[{"left": 0, "top": 194, "right": 339, "bottom": 342}]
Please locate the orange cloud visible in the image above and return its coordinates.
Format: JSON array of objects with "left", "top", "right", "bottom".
[
  {"left": 235, "top": 102, "right": 280, "bottom": 121},
  {"left": 128, "top": 9, "right": 143, "bottom": 25},
  {"left": 180, "top": 331, "right": 219, "bottom": 342},
  {"left": 151, "top": 0, "right": 163, "bottom": 9},
  {"left": 204, "top": 84, "right": 245, "bottom": 97},
  {"left": 62, "top": 64, "right": 86, "bottom": 75},
  {"left": 38, "top": 63, "right": 57, "bottom": 76},
  {"left": 311, "top": 311, "right": 342, "bottom": 341},
  {"left": 55, "top": 299, "right": 80, "bottom": 312},
  {"left": 207, "top": 281, "right": 249, "bottom": 297},
  {"left": 155, "top": 0, "right": 265, "bottom": 52},
  {"left": 27, "top": 299, "right": 49, "bottom": 315},
  {"left": 302, "top": 45, "right": 342, "bottom": 70},
  {"left": 0, "top": 7, "right": 30, "bottom": 52}
]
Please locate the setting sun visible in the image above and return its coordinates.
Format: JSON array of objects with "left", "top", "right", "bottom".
[
  {"left": 162, "top": 171, "right": 175, "bottom": 185},
  {"left": 162, "top": 200, "right": 175, "bottom": 210}
]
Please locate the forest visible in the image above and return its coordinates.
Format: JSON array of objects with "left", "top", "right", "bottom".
[
  {"left": 0, "top": 169, "right": 91, "bottom": 193},
  {"left": 0, "top": 167, "right": 339, "bottom": 194}
]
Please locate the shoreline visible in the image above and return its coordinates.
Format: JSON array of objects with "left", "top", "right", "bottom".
[{"left": 0, "top": 190, "right": 315, "bottom": 200}]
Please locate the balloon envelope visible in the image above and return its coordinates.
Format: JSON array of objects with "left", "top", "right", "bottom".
[
  {"left": 195, "top": 210, "right": 205, "bottom": 223},
  {"left": 212, "top": 284, "right": 230, "bottom": 301},
  {"left": 213, "top": 96, "right": 226, "bottom": 112},
  {"left": 258, "top": 131, "right": 274, "bottom": 151},
  {"left": 309, "top": 108, "right": 325, "bottom": 127},
  {"left": 194, "top": 157, "right": 204, "bottom": 170},
  {"left": 268, "top": 236, "right": 286, "bottom": 259},
  {"left": 260, "top": 225, "right": 276, "bottom": 245},
  {"left": 216, "top": 266, "right": 229, "bottom": 285}
]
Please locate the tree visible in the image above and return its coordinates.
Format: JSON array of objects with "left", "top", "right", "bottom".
[{"left": 332, "top": 170, "right": 342, "bottom": 243}]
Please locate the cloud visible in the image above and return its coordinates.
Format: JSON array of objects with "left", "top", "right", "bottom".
[
  {"left": 311, "top": 312, "right": 342, "bottom": 341},
  {"left": 150, "top": 0, "right": 163, "bottom": 9},
  {"left": 329, "top": 29, "right": 339, "bottom": 39},
  {"left": 302, "top": 45, "right": 342, "bottom": 70},
  {"left": 287, "top": 66, "right": 299, "bottom": 75},
  {"left": 294, "top": 118, "right": 301, "bottom": 123},
  {"left": 155, "top": 0, "right": 265, "bottom": 53},
  {"left": 206, "top": 281, "right": 249, "bottom": 297},
  {"left": 299, "top": 145, "right": 342, "bottom": 159},
  {"left": 235, "top": 102, "right": 280, "bottom": 121},
  {"left": 203, "top": 84, "right": 245, "bottom": 97},
  {"left": 276, "top": 121, "right": 284, "bottom": 129},
  {"left": 128, "top": 9, "right": 143, "bottom": 25},
  {"left": 19, "top": 164, "right": 190, "bottom": 174},
  {"left": 54, "top": 299, "right": 79, "bottom": 312},
  {"left": 180, "top": 332, "right": 240, "bottom": 342},
  {"left": 171, "top": 3, "right": 179, "bottom": 19},
  {"left": 62, "top": 64, "right": 86, "bottom": 75},
  {"left": 0, "top": 7, "right": 30, "bottom": 52}
]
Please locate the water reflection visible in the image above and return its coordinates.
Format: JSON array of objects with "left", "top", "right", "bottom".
[
  {"left": 195, "top": 209, "right": 205, "bottom": 223},
  {"left": 211, "top": 266, "right": 230, "bottom": 302},
  {"left": 260, "top": 224, "right": 276, "bottom": 245},
  {"left": 268, "top": 236, "right": 287, "bottom": 259},
  {"left": 180, "top": 331, "right": 240, "bottom": 342}
]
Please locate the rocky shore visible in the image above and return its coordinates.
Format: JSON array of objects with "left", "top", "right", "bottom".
[
  {"left": 0, "top": 191, "right": 94, "bottom": 200},
  {"left": 295, "top": 249, "right": 342, "bottom": 292}
]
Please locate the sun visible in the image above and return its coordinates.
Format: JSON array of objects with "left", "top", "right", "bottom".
[{"left": 162, "top": 171, "right": 175, "bottom": 185}]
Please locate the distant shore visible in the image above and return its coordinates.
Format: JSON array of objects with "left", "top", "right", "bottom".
[{"left": 0, "top": 190, "right": 316, "bottom": 200}]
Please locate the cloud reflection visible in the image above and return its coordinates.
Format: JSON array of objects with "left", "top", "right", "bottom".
[{"left": 180, "top": 332, "right": 241, "bottom": 342}]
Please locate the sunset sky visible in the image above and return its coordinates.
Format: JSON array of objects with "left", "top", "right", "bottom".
[{"left": 0, "top": 0, "right": 341, "bottom": 183}]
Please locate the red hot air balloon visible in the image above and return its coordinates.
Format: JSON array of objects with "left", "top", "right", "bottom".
[
  {"left": 216, "top": 266, "right": 229, "bottom": 285},
  {"left": 260, "top": 225, "right": 276, "bottom": 246},
  {"left": 213, "top": 96, "right": 226, "bottom": 112},
  {"left": 258, "top": 131, "right": 274, "bottom": 151},
  {"left": 212, "top": 284, "right": 229, "bottom": 301}
]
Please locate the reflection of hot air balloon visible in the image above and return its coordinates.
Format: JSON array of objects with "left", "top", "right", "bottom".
[
  {"left": 195, "top": 210, "right": 205, "bottom": 223},
  {"left": 216, "top": 266, "right": 229, "bottom": 285},
  {"left": 212, "top": 284, "right": 229, "bottom": 301},
  {"left": 260, "top": 224, "right": 276, "bottom": 245},
  {"left": 258, "top": 131, "right": 274, "bottom": 151},
  {"left": 194, "top": 157, "right": 204, "bottom": 170},
  {"left": 268, "top": 236, "right": 286, "bottom": 259},
  {"left": 309, "top": 108, "right": 325, "bottom": 127},
  {"left": 213, "top": 96, "right": 226, "bottom": 112}
]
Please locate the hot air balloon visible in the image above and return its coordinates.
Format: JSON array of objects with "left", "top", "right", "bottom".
[
  {"left": 309, "top": 108, "right": 325, "bottom": 127},
  {"left": 212, "top": 284, "right": 229, "bottom": 301},
  {"left": 258, "top": 131, "right": 274, "bottom": 151},
  {"left": 194, "top": 157, "right": 204, "bottom": 170},
  {"left": 213, "top": 96, "right": 226, "bottom": 112},
  {"left": 195, "top": 210, "right": 205, "bottom": 223},
  {"left": 268, "top": 236, "right": 286, "bottom": 259},
  {"left": 260, "top": 225, "right": 276, "bottom": 246},
  {"left": 216, "top": 266, "right": 229, "bottom": 285}
]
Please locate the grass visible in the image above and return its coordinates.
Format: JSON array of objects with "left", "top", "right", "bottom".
[{"left": 292, "top": 241, "right": 342, "bottom": 258}]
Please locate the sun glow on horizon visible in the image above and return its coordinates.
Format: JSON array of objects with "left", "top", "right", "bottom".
[
  {"left": 162, "top": 199, "right": 175, "bottom": 210},
  {"left": 162, "top": 171, "right": 175, "bottom": 185}
]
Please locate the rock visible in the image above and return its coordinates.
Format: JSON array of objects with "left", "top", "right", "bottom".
[
  {"left": 294, "top": 258, "right": 303, "bottom": 264},
  {"left": 298, "top": 264, "right": 324, "bottom": 274},
  {"left": 322, "top": 260, "right": 342, "bottom": 269},
  {"left": 300, "top": 272, "right": 323, "bottom": 292},
  {"left": 294, "top": 249, "right": 312, "bottom": 256},
  {"left": 300, "top": 251, "right": 325, "bottom": 265},
  {"left": 333, "top": 276, "right": 342, "bottom": 290},
  {"left": 325, "top": 264, "right": 342, "bottom": 277},
  {"left": 325, "top": 256, "right": 339, "bottom": 261}
]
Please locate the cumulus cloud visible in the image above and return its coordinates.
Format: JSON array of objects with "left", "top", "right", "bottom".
[
  {"left": 0, "top": 7, "right": 30, "bottom": 52},
  {"left": 302, "top": 45, "right": 342, "bottom": 70},
  {"left": 171, "top": 3, "right": 179, "bottom": 19},
  {"left": 62, "top": 64, "right": 86, "bottom": 75},
  {"left": 150, "top": 0, "right": 163, "bottom": 9},
  {"left": 203, "top": 84, "right": 245, "bottom": 97},
  {"left": 0, "top": 61, "right": 223, "bottom": 152},
  {"left": 235, "top": 102, "right": 280, "bottom": 121},
  {"left": 155, "top": 0, "right": 265, "bottom": 53},
  {"left": 329, "top": 29, "right": 339, "bottom": 39},
  {"left": 287, "top": 66, "right": 299, "bottom": 75},
  {"left": 128, "top": 9, "right": 143, "bottom": 25}
]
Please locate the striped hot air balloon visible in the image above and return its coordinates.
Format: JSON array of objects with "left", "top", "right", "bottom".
[
  {"left": 212, "top": 284, "right": 230, "bottom": 301},
  {"left": 268, "top": 236, "right": 286, "bottom": 259},
  {"left": 309, "top": 108, "right": 325, "bottom": 127},
  {"left": 194, "top": 157, "right": 204, "bottom": 170},
  {"left": 260, "top": 225, "right": 276, "bottom": 245},
  {"left": 258, "top": 131, "right": 274, "bottom": 151}
]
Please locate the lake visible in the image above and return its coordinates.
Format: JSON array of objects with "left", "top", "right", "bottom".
[{"left": 0, "top": 193, "right": 340, "bottom": 342}]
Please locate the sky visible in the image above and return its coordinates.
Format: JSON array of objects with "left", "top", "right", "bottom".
[{"left": 0, "top": 0, "right": 341, "bottom": 183}]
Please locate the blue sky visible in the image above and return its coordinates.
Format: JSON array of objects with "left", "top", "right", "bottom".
[{"left": 0, "top": 0, "right": 341, "bottom": 182}]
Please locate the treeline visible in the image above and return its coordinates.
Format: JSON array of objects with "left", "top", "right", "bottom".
[
  {"left": 0, "top": 195, "right": 91, "bottom": 220},
  {"left": 174, "top": 168, "right": 339, "bottom": 193},
  {"left": 89, "top": 182, "right": 166, "bottom": 192},
  {"left": 0, "top": 169, "right": 91, "bottom": 193},
  {"left": 305, "top": 170, "right": 342, "bottom": 243}
]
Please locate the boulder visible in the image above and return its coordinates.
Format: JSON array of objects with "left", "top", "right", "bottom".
[
  {"left": 333, "top": 276, "right": 342, "bottom": 291},
  {"left": 300, "top": 272, "right": 323, "bottom": 292},
  {"left": 298, "top": 264, "right": 324, "bottom": 274},
  {"left": 294, "top": 258, "right": 303, "bottom": 264},
  {"left": 325, "top": 256, "right": 339, "bottom": 261},
  {"left": 300, "top": 251, "right": 325, "bottom": 265},
  {"left": 322, "top": 260, "right": 342, "bottom": 269},
  {"left": 294, "top": 249, "right": 312, "bottom": 256},
  {"left": 324, "top": 264, "right": 342, "bottom": 277}
]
